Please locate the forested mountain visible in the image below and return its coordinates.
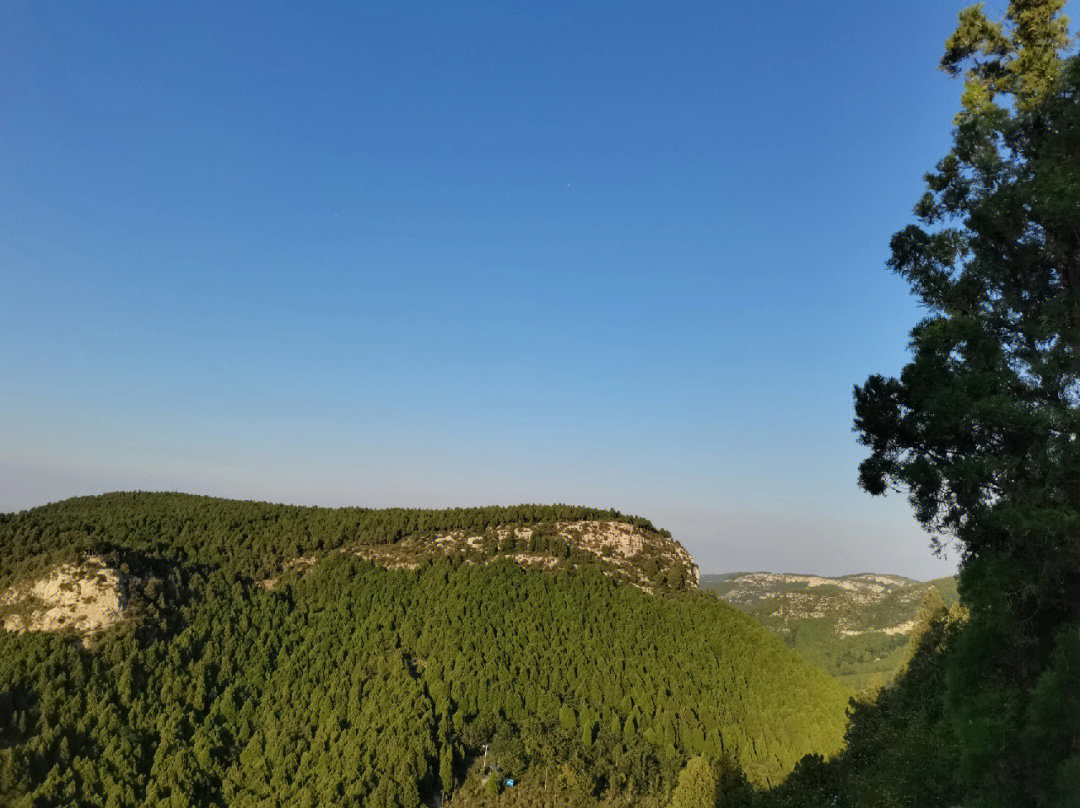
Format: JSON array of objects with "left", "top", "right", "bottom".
[
  {"left": 0, "top": 491, "right": 693, "bottom": 591},
  {"left": 0, "top": 493, "right": 849, "bottom": 807},
  {"left": 701, "top": 572, "right": 958, "bottom": 691}
]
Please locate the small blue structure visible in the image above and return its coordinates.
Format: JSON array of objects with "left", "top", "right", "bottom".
[{"left": 505, "top": 779, "right": 515, "bottom": 787}]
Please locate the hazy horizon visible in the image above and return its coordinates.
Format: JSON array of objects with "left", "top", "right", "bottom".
[{"left": 0, "top": 475, "right": 956, "bottom": 579}]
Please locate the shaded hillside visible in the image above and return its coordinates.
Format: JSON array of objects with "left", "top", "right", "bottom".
[
  {"left": 702, "top": 572, "right": 958, "bottom": 692},
  {"left": 0, "top": 494, "right": 849, "bottom": 807}
]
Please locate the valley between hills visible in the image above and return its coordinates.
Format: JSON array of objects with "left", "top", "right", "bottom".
[{"left": 702, "top": 572, "right": 958, "bottom": 693}]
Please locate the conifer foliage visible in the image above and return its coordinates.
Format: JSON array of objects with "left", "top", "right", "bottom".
[
  {"left": 745, "top": 3, "right": 1080, "bottom": 806},
  {"left": 0, "top": 493, "right": 849, "bottom": 807}
]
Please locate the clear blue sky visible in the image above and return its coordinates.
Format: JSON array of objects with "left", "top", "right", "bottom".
[{"left": 2, "top": 1, "right": 991, "bottom": 577}]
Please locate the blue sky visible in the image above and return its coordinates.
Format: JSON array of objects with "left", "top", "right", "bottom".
[{"left": 2, "top": 1, "right": 987, "bottom": 577}]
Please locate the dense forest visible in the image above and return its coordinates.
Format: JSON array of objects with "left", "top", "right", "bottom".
[
  {"left": 744, "top": 2, "right": 1080, "bottom": 806},
  {"left": 0, "top": 491, "right": 667, "bottom": 585},
  {"left": 4, "top": 2, "right": 1080, "bottom": 806},
  {"left": 0, "top": 493, "right": 848, "bottom": 808}
]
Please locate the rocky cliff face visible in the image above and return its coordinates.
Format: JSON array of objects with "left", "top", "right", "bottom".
[
  {"left": 345, "top": 519, "right": 699, "bottom": 593},
  {"left": 1, "top": 556, "right": 128, "bottom": 639},
  {"left": 700, "top": 571, "right": 959, "bottom": 692},
  {"left": 708, "top": 572, "right": 929, "bottom": 635},
  {"left": 0, "top": 519, "right": 698, "bottom": 646}
]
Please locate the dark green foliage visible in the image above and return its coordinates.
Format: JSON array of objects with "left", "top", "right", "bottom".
[
  {"left": 0, "top": 495, "right": 849, "bottom": 807},
  {"left": 846, "top": 1, "right": 1080, "bottom": 804},
  {"left": 739, "top": 605, "right": 966, "bottom": 808},
  {"left": 718, "top": 5, "right": 1080, "bottom": 806},
  {"left": 854, "top": 0, "right": 1078, "bottom": 668},
  {"left": 1023, "top": 624, "right": 1080, "bottom": 806}
]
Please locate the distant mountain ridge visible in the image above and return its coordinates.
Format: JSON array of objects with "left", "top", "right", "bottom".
[
  {"left": 0, "top": 492, "right": 698, "bottom": 596},
  {"left": 701, "top": 571, "right": 958, "bottom": 692}
]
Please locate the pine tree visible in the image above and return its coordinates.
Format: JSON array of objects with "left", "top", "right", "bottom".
[
  {"left": 854, "top": 2, "right": 1079, "bottom": 804},
  {"left": 439, "top": 744, "right": 454, "bottom": 798},
  {"left": 667, "top": 756, "right": 718, "bottom": 808}
]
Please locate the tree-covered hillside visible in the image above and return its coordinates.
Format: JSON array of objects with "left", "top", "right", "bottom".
[
  {"left": 0, "top": 492, "right": 664, "bottom": 583},
  {"left": 0, "top": 493, "right": 849, "bottom": 807}
]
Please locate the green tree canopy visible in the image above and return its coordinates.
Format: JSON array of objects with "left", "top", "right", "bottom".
[
  {"left": 667, "top": 756, "right": 718, "bottom": 808},
  {"left": 853, "top": 1, "right": 1079, "bottom": 803}
]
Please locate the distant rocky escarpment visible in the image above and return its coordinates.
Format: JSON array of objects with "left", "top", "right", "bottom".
[
  {"left": 702, "top": 571, "right": 958, "bottom": 692},
  {"left": 347, "top": 519, "right": 698, "bottom": 593},
  {"left": 1, "top": 518, "right": 699, "bottom": 643},
  {"left": 706, "top": 572, "right": 952, "bottom": 636}
]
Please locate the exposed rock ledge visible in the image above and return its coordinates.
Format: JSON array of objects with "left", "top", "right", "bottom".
[
  {"left": 1, "top": 556, "right": 127, "bottom": 637},
  {"left": 348, "top": 519, "right": 699, "bottom": 593}
]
